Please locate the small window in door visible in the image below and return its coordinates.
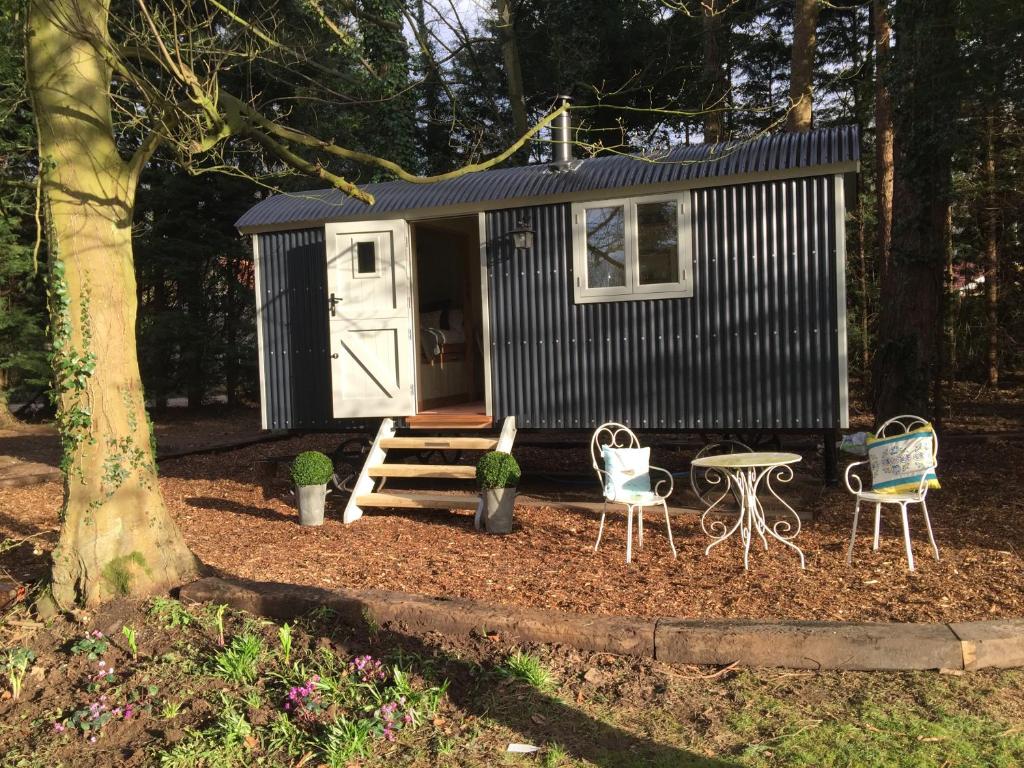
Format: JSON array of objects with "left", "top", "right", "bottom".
[{"left": 356, "top": 241, "right": 377, "bottom": 274}]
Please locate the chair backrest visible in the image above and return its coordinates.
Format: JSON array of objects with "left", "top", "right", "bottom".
[
  {"left": 590, "top": 422, "right": 640, "bottom": 484},
  {"left": 875, "top": 414, "right": 939, "bottom": 466}
]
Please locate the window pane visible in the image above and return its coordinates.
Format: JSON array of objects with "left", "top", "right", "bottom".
[
  {"left": 356, "top": 241, "right": 376, "bottom": 274},
  {"left": 637, "top": 201, "right": 679, "bottom": 285},
  {"left": 585, "top": 206, "right": 626, "bottom": 288}
]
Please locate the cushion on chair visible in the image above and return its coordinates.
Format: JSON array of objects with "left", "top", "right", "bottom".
[
  {"left": 866, "top": 426, "right": 940, "bottom": 494},
  {"left": 601, "top": 446, "right": 652, "bottom": 502}
]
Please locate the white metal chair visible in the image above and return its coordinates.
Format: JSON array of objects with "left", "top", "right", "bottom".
[
  {"left": 844, "top": 415, "right": 940, "bottom": 571},
  {"left": 590, "top": 423, "right": 677, "bottom": 563}
]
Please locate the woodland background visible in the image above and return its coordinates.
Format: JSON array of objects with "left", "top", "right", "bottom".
[{"left": 1, "top": 0, "right": 1021, "bottom": 422}]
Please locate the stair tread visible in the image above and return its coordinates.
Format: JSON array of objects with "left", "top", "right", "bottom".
[
  {"left": 380, "top": 436, "right": 498, "bottom": 450},
  {"left": 355, "top": 491, "right": 480, "bottom": 509},
  {"left": 367, "top": 464, "right": 476, "bottom": 479},
  {"left": 406, "top": 415, "right": 493, "bottom": 429}
]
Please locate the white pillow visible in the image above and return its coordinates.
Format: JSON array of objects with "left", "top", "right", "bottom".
[{"left": 601, "top": 446, "right": 651, "bottom": 501}]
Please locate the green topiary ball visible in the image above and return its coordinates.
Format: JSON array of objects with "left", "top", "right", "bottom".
[
  {"left": 291, "top": 450, "right": 334, "bottom": 487},
  {"left": 476, "top": 451, "right": 521, "bottom": 489}
]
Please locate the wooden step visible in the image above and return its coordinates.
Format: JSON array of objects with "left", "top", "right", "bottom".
[
  {"left": 367, "top": 464, "right": 476, "bottom": 479},
  {"left": 355, "top": 491, "right": 480, "bottom": 510},
  {"left": 380, "top": 436, "right": 498, "bottom": 451},
  {"left": 406, "top": 414, "right": 493, "bottom": 430}
]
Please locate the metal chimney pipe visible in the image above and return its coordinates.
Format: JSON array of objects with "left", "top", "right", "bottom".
[{"left": 550, "top": 95, "right": 574, "bottom": 171}]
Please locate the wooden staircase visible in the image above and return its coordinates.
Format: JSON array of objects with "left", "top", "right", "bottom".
[{"left": 343, "top": 416, "right": 517, "bottom": 525}]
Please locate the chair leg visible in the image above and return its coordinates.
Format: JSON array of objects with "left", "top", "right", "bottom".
[
  {"left": 872, "top": 503, "right": 882, "bottom": 550},
  {"left": 637, "top": 507, "right": 644, "bottom": 549},
  {"left": 921, "top": 499, "right": 940, "bottom": 561},
  {"left": 847, "top": 499, "right": 860, "bottom": 566},
  {"left": 662, "top": 501, "right": 677, "bottom": 559},
  {"left": 899, "top": 502, "right": 915, "bottom": 571},
  {"left": 625, "top": 505, "right": 634, "bottom": 564},
  {"left": 594, "top": 501, "right": 607, "bottom": 552}
]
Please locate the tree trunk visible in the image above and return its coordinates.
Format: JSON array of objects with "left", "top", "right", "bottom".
[
  {"left": 933, "top": 203, "right": 953, "bottom": 429},
  {"left": 224, "top": 256, "right": 240, "bottom": 407},
  {"left": 858, "top": 200, "right": 870, "bottom": 376},
  {"left": 27, "top": 0, "right": 200, "bottom": 608},
  {"left": 786, "top": 0, "right": 819, "bottom": 132},
  {"left": 495, "top": 0, "right": 528, "bottom": 144},
  {"left": 184, "top": 267, "right": 208, "bottom": 410},
  {"left": 701, "top": 1, "right": 728, "bottom": 143},
  {"left": 983, "top": 113, "right": 999, "bottom": 389},
  {"left": 873, "top": 0, "right": 894, "bottom": 281},
  {"left": 872, "top": 0, "right": 958, "bottom": 423},
  {"left": 0, "top": 370, "right": 18, "bottom": 428}
]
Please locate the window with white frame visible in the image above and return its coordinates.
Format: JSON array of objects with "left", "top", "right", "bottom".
[{"left": 571, "top": 192, "right": 693, "bottom": 303}]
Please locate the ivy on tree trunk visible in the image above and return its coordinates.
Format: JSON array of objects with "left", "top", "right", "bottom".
[{"left": 26, "top": 0, "right": 200, "bottom": 608}]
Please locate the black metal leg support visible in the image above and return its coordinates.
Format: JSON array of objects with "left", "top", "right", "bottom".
[{"left": 823, "top": 429, "right": 839, "bottom": 486}]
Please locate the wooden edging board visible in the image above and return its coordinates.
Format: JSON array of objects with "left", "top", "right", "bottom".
[{"left": 179, "top": 577, "right": 1024, "bottom": 672}]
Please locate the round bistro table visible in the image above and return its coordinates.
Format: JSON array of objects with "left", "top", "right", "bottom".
[{"left": 690, "top": 451, "right": 805, "bottom": 570}]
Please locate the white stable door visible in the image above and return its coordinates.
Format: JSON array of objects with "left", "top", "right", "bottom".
[{"left": 325, "top": 221, "right": 416, "bottom": 418}]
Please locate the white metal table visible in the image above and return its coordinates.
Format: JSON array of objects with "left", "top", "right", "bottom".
[{"left": 691, "top": 451, "right": 805, "bottom": 569}]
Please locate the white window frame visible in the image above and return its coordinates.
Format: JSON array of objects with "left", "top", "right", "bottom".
[{"left": 571, "top": 191, "right": 693, "bottom": 304}]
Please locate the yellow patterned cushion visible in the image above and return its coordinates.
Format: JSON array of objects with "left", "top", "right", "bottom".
[{"left": 866, "top": 426, "right": 940, "bottom": 494}]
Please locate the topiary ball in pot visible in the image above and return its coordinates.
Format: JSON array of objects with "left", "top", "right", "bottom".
[
  {"left": 290, "top": 451, "right": 334, "bottom": 526},
  {"left": 476, "top": 451, "right": 521, "bottom": 489},
  {"left": 476, "top": 451, "right": 520, "bottom": 534},
  {"left": 291, "top": 451, "right": 334, "bottom": 486}
]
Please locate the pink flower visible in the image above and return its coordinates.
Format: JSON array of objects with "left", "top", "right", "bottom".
[{"left": 53, "top": 722, "right": 66, "bottom": 733}]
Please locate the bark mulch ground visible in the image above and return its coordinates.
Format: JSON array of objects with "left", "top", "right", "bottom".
[{"left": 1, "top": 389, "right": 1023, "bottom": 624}]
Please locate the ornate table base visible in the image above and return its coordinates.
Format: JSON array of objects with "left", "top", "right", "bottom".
[{"left": 697, "top": 459, "right": 805, "bottom": 570}]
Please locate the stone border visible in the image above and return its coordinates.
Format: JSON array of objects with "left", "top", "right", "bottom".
[{"left": 179, "top": 577, "right": 1024, "bottom": 671}]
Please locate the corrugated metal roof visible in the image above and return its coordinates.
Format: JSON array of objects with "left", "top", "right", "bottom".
[{"left": 237, "top": 125, "right": 859, "bottom": 232}]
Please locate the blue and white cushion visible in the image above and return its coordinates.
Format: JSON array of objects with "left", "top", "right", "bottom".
[{"left": 601, "top": 446, "right": 652, "bottom": 502}]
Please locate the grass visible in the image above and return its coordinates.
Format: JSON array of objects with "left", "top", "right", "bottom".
[
  {"left": 212, "top": 634, "right": 264, "bottom": 685},
  {"left": 499, "top": 650, "right": 557, "bottom": 693}
]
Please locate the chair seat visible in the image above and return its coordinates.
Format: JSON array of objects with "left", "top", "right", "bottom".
[
  {"left": 855, "top": 490, "right": 926, "bottom": 504},
  {"left": 607, "top": 490, "right": 663, "bottom": 506}
]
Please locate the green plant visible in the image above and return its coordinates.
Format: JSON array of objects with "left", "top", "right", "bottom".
[
  {"left": 149, "top": 597, "right": 194, "bottom": 628},
  {"left": 476, "top": 451, "right": 521, "bottom": 489},
  {"left": 3, "top": 647, "right": 35, "bottom": 700},
  {"left": 543, "top": 742, "right": 569, "bottom": 767},
  {"left": 361, "top": 607, "right": 380, "bottom": 638},
  {"left": 122, "top": 625, "right": 138, "bottom": 659},
  {"left": 242, "top": 689, "right": 263, "bottom": 711},
  {"left": 278, "top": 622, "right": 293, "bottom": 665},
  {"left": 213, "top": 634, "right": 264, "bottom": 684},
  {"left": 160, "top": 699, "right": 183, "bottom": 720},
  {"left": 212, "top": 604, "right": 227, "bottom": 647},
  {"left": 158, "top": 697, "right": 254, "bottom": 767},
  {"left": 290, "top": 450, "right": 334, "bottom": 486},
  {"left": 70, "top": 631, "right": 109, "bottom": 660},
  {"left": 265, "top": 712, "right": 304, "bottom": 758},
  {"left": 319, "top": 717, "right": 374, "bottom": 767},
  {"left": 499, "top": 650, "right": 555, "bottom": 693},
  {"left": 433, "top": 734, "right": 456, "bottom": 757}
]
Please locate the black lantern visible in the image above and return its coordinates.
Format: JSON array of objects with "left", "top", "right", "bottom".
[{"left": 509, "top": 219, "right": 535, "bottom": 251}]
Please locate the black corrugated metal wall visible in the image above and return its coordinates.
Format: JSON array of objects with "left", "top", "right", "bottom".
[
  {"left": 257, "top": 228, "right": 345, "bottom": 430},
  {"left": 485, "top": 174, "right": 843, "bottom": 430}
]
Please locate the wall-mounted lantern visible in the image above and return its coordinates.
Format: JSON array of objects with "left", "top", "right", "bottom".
[{"left": 509, "top": 219, "right": 535, "bottom": 251}]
